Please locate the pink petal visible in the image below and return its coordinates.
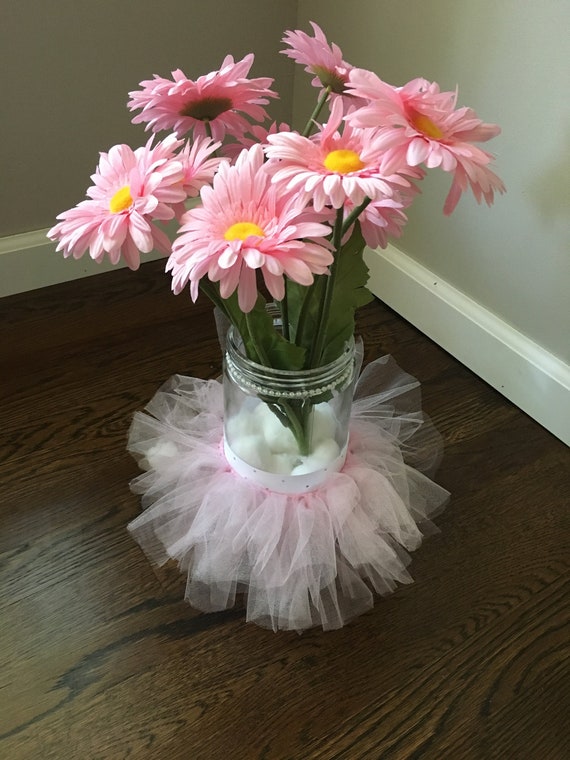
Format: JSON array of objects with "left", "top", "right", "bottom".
[
  {"left": 237, "top": 266, "right": 258, "bottom": 312},
  {"left": 406, "top": 138, "right": 430, "bottom": 166}
]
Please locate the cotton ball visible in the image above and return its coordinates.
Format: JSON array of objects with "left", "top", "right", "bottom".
[
  {"left": 229, "top": 433, "right": 270, "bottom": 470},
  {"left": 251, "top": 401, "right": 270, "bottom": 422},
  {"left": 225, "top": 409, "right": 256, "bottom": 440},
  {"left": 311, "top": 403, "right": 338, "bottom": 445},
  {"left": 311, "top": 438, "right": 340, "bottom": 466},
  {"left": 143, "top": 440, "right": 179, "bottom": 471},
  {"left": 253, "top": 403, "right": 299, "bottom": 455},
  {"left": 290, "top": 438, "right": 340, "bottom": 476},
  {"left": 291, "top": 458, "right": 320, "bottom": 476},
  {"left": 266, "top": 452, "right": 297, "bottom": 475}
]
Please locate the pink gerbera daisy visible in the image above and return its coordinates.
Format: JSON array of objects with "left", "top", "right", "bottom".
[
  {"left": 167, "top": 145, "right": 333, "bottom": 312},
  {"left": 357, "top": 198, "right": 409, "bottom": 249},
  {"left": 346, "top": 71, "right": 505, "bottom": 214},
  {"left": 169, "top": 136, "right": 223, "bottom": 218},
  {"left": 48, "top": 136, "right": 187, "bottom": 269},
  {"left": 220, "top": 120, "right": 291, "bottom": 161},
  {"left": 311, "top": 163, "right": 422, "bottom": 249},
  {"left": 264, "top": 98, "right": 399, "bottom": 212},
  {"left": 127, "top": 55, "right": 277, "bottom": 143},
  {"left": 350, "top": 166, "right": 424, "bottom": 249},
  {"left": 281, "top": 22, "right": 353, "bottom": 96}
]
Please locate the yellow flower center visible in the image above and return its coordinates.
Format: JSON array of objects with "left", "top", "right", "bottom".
[
  {"left": 109, "top": 186, "right": 133, "bottom": 214},
  {"left": 224, "top": 221, "right": 265, "bottom": 241},
  {"left": 323, "top": 149, "right": 365, "bottom": 174},
  {"left": 409, "top": 111, "right": 444, "bottom": 140}
]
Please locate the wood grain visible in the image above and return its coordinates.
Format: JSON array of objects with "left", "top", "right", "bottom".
[{"left": 1, "top": 260, "right": 568, "bottom": 760}]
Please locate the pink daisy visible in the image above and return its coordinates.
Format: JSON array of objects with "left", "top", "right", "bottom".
[
  {"left": 170, "top": 136, "right": 224, "bottom": 218},
  {"left": 351, "top": 167, "right": 424, "bottom": 249},
  {"left": 281, "top": 22, "right": 353, "bottom": 96},
  {"left": 220, "top": 121, "right": 291, "bottom": 161},
  {"left": 264, "top": 98, "right": 399, "bottom": 212},
  {"left": 127, "top": 55, "right": 277, "bottom": 142},
  {"left": 346, "top": 71, "right": 505, "bottom": 214},
  {"left": 167, "top": 145, "right": 334, "bottom": 312},
  {"left": 312, "top": 163, "right": 422, "bottom": 249},
  {"left": 48, "top": 136, "right": 187, "bottom": 270},
  {"left": 357, "top": 198, "right": 409, "bottom": 249}
]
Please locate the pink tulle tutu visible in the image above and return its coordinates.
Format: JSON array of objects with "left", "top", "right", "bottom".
[{"left": 127, "top": 355, "right": 449, "bottom": 632}]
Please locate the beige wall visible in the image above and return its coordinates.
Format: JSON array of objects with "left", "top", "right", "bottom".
[
  {"left": 295, "top": 0, "right": 570, "bottom": 363},
  {"left": 1, "top": 0, "right": 298, "bottom": 237}
]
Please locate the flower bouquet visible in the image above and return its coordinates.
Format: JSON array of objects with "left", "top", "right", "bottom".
[{"left": 49, "top": 23, "right": 503, "bottom": 631}]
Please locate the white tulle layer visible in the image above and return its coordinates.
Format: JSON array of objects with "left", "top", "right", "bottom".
[{"left": 127, "top": 356, "right": 449, "bottom": 632}]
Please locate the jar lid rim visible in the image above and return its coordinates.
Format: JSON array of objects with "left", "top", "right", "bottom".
[{"left": 226, "top": 324, "right": 357, "bottom": 378}]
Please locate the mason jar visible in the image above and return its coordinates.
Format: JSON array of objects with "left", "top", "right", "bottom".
[{"left": 222, "top": 325, "right": 358, "bottom": 493}]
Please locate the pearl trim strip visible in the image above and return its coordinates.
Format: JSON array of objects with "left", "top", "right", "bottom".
[{"left": 225, "top": 355, "right": 353, "bottom": 399}]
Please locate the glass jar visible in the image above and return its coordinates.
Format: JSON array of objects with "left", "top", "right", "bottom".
[{"left": 223, "top": 325, "right": 358, "bottom": 492}]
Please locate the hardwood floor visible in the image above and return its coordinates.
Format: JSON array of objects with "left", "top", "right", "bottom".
[{"left": 1, "top": 260, "right": 568, "bottom": 760}]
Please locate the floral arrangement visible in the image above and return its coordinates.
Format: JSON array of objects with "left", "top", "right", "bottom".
[
  {"left": 48, "top": 23, "right": 506, "bottom": 628},
  {"left": 48, "top": 22, "right": 504, "bottom": 454}
]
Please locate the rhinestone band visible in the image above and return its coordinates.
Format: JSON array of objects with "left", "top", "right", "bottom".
[{"left": 225, "top": 355, "right": 353, "bottom": 399}]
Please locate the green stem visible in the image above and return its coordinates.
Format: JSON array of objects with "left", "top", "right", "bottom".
[
  {"left": 278, "top": 287, "right": 290, "bottom": 341},
  {"left": 303, "top": 198, "right": 372, "bottom": 367},
  {"left": 199, "top": 279, "right": 234, "bottom": 328},
  {"left": 275, "top": 400, "right": 310, "bottom": 455},
  {"left": 309, "top": 208, "right": 344, "bottom": 368},
  {"left": 294, "top": 277, "right": 321, "bottom": 351},
  {"left": 342, "top": 197, "right": 373, "bottom": 236},
  {"left": 245, "top": 311, "right": 268, "bottom": 365},
  {"left": 301, "top": 86, "right": 332, "bottom": 137},
  {"left": 246, "top": 311, "right": 309, "bottom": 454}
]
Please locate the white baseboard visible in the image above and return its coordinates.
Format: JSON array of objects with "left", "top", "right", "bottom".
[
  {"left": 364, "top": 245, "right": 570, "bottom": 446},
  {"left": 0, "top": 228, "right": 163, "bottom": 298}
]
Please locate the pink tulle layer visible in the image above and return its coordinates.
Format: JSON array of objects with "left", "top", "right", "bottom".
[{"left": 127, "top": 356, "right": 449, "bottom": 632}]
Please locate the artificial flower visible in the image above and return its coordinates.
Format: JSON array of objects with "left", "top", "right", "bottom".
[
  {"left": 265, "top": 99, "right": 399, "bottom": 212},
  {"left": 311, "top": 164, "right": 421, "bottom": 250},
  {"left": 220, "top": 121, "right": 291, "bottom": 161},
  {"left": 354, "top": 165, "right": 424, "bottom": 248},
  {"left": 346, "top": 71, "right": 505, "bottom": 214},
  {"left": 48, "top": 137, "right": 186, "bottom": 269},
  {"left": 49, "top": 21, "right": 504, "bottom": 377},
  {"left": 178, "top": 136, "right": 223, "bottom": 196},
  {"left": 167, "top": 145, "right": 333, "bottom": 312},
  {"left": 169, "top": 136, "right": 224, "bottom": 218},
  {"left": 127, "top": 55, "right": 277, "bottom": 142},
  {"left": 281, "top": 21, "right": 352, "bottom": 96},
  {"left": 354, "top": 198, "right": 408, "bottom": 249}
]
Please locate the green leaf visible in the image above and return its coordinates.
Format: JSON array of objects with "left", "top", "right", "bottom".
[
  {"left": 319, "top": 223, "right": 373, "bottom": 364},
  {"left": 222, "top": 291, "right": 306, "bottom": 370},
  {"left": 285, "top": 277, "right": 326, "bottom": 359}
]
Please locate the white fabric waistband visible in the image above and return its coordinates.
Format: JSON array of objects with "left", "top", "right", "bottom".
[{"left": 223, "top": 436, "right": 347, "bottom": 494}]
